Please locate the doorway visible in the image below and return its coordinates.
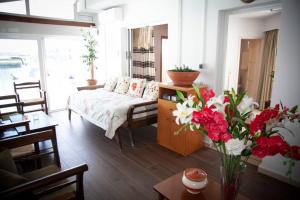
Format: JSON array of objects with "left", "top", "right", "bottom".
[
  {"left": 222, "top": 7, "right": 281, "bottom": 109},
  {"left": 130, "top": 24, "right": 168, "bottom": 81}
]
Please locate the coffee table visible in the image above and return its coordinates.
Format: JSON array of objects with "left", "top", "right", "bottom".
[
  {"left": 9, "top": 111, "right": 58, "bottom": 134},
  {"left": 153, "top": 171, "right": 249, "bottom": 200}
]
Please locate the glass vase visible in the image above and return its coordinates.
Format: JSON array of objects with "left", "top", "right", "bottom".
[{"left": 220, "top": 157, "right": 245, "bottom": 200}]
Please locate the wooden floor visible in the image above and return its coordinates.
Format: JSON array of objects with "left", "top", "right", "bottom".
[{"left": 49, "top": 111, "right": 299, "bottom": 200}]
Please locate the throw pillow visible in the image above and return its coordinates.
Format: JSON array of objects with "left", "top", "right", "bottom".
[
  {"left": 113, "top": 77, "right": 131, "bottom": 94},
  {"left": 127, "top": 78, "right": 146, "bottom": 97},
  {"left": 104, "top": 77, "right": 118, "bottom": 91},
  {"left": 0, "top": 169, "right": 27, "bottom": 191},
  {"left": 0, "top": 147, "right": 18, "bottom": 174},
  {"left": 142, "top": 81, "right": 159, "bottom": 100}
]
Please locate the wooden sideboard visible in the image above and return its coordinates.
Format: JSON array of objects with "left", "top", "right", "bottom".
[{"left": 157, "top": 83, "right": 207, "bottom": 156}]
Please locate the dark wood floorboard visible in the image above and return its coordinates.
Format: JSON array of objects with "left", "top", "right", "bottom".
[{"left": 47, "top": 111, "right": 299, "bottom": 200}]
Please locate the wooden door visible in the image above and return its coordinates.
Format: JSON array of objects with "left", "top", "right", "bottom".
[{"left": 238, "top": 39, "right": 263, "bottom": 102}]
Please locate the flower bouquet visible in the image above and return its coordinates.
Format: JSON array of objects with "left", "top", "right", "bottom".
[{"left": 173, "top": 85, "right": 300, "bottom": 200}]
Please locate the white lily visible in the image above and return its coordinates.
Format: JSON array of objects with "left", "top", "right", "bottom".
[
  {"left": 237, "top": 96, "right": 258, "bottom": 115},
  {"left": 173, "top": 102, "right": 194, "bottom": 125},
  {"left": 186, "top": 95, "right": 195, "bottom": 107},
  {"left": 207, "top": 95, "right": 228, "bottom": 115}
]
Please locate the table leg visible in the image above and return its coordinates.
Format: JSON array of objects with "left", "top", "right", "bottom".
[
  {"left": 34, "top": 142, "right": 41, "bottom": 168},
  {"left": 158, "top": 193, "right": 165, "bottom": 200},
  {"left": 51, "top": 127, "right": 61, "bottom": 168}
]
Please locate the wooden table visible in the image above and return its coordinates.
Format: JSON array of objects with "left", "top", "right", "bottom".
[
  {"left": 9, "top": 111, "right": 58, "bottom": 134},
  {"left": 153, "top": 172, "right": 249, "bottom": 200}
]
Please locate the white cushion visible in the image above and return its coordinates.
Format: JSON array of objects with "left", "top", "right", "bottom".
[
  {"left": 113, "top": 77, "right": 131, "bottom": 94},
  {"left": 142, "top": 81, "right": 159, "bottom": 100},
  {"left": 104, "top": 77, "right": 118, "bottom": 91},
  {"left": 127, "top": 78, "right": 146, "bottom": 97}
]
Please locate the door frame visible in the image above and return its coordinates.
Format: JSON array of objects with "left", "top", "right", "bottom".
[{"left": 215, "top": 0, "right": 281, "bottom": 95}]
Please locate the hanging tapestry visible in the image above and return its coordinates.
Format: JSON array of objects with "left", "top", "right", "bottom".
[{"left": 132, "top": 26, "right": 155, "bottom": 81}]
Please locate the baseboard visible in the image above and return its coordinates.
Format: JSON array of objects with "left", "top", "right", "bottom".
[{"left": 258, "top": 166, "right": 300, "bottom": 188}]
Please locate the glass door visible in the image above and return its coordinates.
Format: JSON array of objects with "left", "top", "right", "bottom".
[
  {"left": 44, "top": 37, "right": 90, "bottom": 111},
  {"left": 0, "top": 38, "right": 41, "bottom": 95}
]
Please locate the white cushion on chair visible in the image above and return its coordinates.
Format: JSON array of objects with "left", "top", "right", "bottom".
[
  {"left": 142, "top": 81, "right": 159, "bottom": 100},
  {"left": 113, "top": 77, "right": 131, "bottom": 94},
  {"left": 127, "top": 78, "right": 146, "bottom": 97},
  {"left": 103, "top": 77, "right": 118, "bottom": 91}
]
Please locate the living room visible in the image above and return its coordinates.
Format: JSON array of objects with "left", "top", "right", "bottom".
[{"left": 0, "top": 0, "right": 299, "bottom": 200}]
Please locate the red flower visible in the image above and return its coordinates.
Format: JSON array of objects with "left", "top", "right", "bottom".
[
  {"left": 191, "top": 107, "right": 229, "bottom": 142},
  {"left": 252, "top": 136, "right": 289, "bottom": 158},
  {"left": 284, "top": 146, "right": 300, "bottom": 160},
  {"left": 250, "top": 107, "right": 280, "bottom": 135},
  {"left": 200, "top": 89, "right": 215, "bottom": 103}
]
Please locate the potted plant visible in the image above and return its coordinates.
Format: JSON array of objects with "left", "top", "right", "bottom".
[
  {"left": 82, "top": 30, "right": 98, "bottom": 86},
  {"left": 167, "top": 65, "right": 200, "bottom": 86}
]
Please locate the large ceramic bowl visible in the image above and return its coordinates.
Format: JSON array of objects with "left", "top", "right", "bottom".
[
  {"left": 182, "top": 168, "right": 208, "bottom": 194},
  {"left": 167, "top": 70, "right": 200, "bottom": 86}
]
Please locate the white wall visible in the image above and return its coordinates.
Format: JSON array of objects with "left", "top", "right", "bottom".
[
  {"left": 263, "top": 12, "right": 281, "bottom": 31},
  {"left": 260, "top": 0, "right": 300, "bottom": 183}
]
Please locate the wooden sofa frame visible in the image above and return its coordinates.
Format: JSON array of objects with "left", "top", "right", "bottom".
[
  {"left": 0, "top": 130, "right": 88, "bottom": 200},
  {"left": 68, "top": 85, "right": 158, "bottom": 149}
]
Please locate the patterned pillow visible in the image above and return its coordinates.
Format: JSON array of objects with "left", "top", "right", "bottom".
[
  {"left": 142, "top": 81, "right": 159, "bottom": 100},
  {"left": 113, "top": 77, "right": 131, "bottom": 94},
  {"left": 104, "top": 77, "right": 118, "bottom": 91},
  {"left": 127, "top": 78, "right": 146, "bottom": 97}
]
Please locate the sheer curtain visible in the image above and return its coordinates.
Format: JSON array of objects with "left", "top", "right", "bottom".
[
  {"left": 132, "top": 26, "right": 155, "bottom": 80},
  {"left": 258, "top": 29, "right": 278, "bottom": 109}
]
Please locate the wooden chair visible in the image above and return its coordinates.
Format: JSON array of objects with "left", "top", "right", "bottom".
[
  {"left": 14, "top": 81, "right": 48, "bottom": 114},
  {"left": 0, "top": 130, "right": 88, "bottom": 200},
  {"left": 0, "top": 95, "right": 23, "bottom": 120}
]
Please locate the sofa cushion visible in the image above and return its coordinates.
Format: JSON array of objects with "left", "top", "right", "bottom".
[
  {"left": 0, "top": 169, "right": 28, "bottom": 191},
  {"left": 114, "top": 77, "right": 130, "bottom": 94},
  {"left": 127, "top": 78, "right": 146, "bottom": 97},
  {"left": 142, "top": 81, "right": 159, "bottom": 100},
  {"left": 104, "top": 77, "right": 118, "bottom": 91},
  {"left": 0, "top": 147, "right": 18, "bottom": 174}
]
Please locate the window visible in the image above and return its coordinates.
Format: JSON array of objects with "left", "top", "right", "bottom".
[
  {"left": 0, "top": 39, "right": 40, "bottom": 95},
  {"left": 0, "top": 0, "right": 26, "bottom": 15},
  {"left": 29, "top": 0, "right": 75, "bottom": 20}
]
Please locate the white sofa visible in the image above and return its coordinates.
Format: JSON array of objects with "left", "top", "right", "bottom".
[{"left": 67, "top": 77, "right": 158, "bottom": 148}]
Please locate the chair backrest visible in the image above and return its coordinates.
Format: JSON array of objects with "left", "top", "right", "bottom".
[
  {"left": 0, "top": 95, "right": 23, "bottom": 117},
  {"left": 13, "top": 81, "right": 42, "bottom": 99},
  {"left": 0, "top": 130, "right": 61, "bottom": 167}
]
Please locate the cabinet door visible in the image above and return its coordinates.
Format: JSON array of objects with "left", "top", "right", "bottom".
[{"left": 157, "top": 99, "right": 174, "bottom": 148}]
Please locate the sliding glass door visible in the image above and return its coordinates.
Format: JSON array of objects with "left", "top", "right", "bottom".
[
  {"left": 44, "top": 37, "right": 87, "bottom": 111},
  {"left": 0, "top": 38, "right": 41, "bottom": 96}
]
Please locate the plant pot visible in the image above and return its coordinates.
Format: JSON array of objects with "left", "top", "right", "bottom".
[
  {"left": 167, "top": 70, "right": 200, "bottom": 86},
  {"left": 87, "top": 79, "right": 97, "bottom": 86},
  {"left": 182, "top": 168, "right": 208, "bottom": 194}
]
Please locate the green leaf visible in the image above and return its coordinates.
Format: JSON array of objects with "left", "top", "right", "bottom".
[
  {"left": 192, "top": 84, "right": 205, "bottom": 106},
  {"left": 241, "top": 149, "right": 251, "bottom": 157},
  {"left": 176, "top": 90, "right": 186, "bottom": 102},
  {"left": 236, "top": 90, "right": 246, "bottom": 105},
  {"left": 290, "top": 105, "right": 298, "bottom": 114}
]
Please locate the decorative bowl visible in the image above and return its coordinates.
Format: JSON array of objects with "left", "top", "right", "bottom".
[
  {"left": 182, "top": 168, "right": 208, "bottom": 194},
  {"left": 167, "top": 70, "right": 200, "bottom": 86}
]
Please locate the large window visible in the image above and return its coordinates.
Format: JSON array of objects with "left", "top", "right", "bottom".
[
  {"left": 0, "top": 0, "right": 26, "bottom": 15},
  {"left": 0, "top": 39, "right": 41, "bottom": 95},
  {"left": 29, "top": 0, "right": 75, "bottom": 20}
]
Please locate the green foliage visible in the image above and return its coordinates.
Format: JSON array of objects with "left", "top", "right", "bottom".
[
  {"left": 82, "top": 29, "right": 98, "bottom": 70},
  {"left": 169, "top": 64, "right": 197, "bottom": 72}
]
